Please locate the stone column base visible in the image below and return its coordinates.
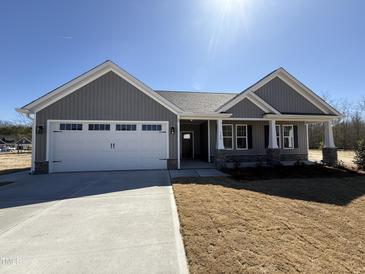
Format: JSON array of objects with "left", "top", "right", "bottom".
[
  {"left": 322, "top": 147, "right": 338, "bottom": 166},
  {"left": 215, "top": 150, "right": 226, "bottom": 169},
  {"left": 267, "top": 148, "right": 281, "bottom": 166},
  {"left": 34, "top": 161, "right": 49, "bottom": 174}
]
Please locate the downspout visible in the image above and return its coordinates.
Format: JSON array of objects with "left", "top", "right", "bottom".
[{"left": 177, "top": 115, "right": 180, "bottom": 169}]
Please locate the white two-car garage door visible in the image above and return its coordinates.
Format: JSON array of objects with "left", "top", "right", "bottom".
[{"left": 48, "top": 121, "right": 168, "bottom": 173}]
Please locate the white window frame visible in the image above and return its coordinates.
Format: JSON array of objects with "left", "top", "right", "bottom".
[
  {"left": 276, "top": 125, "right": 281, "bottom": 148},
  {"left": 235, "top": 124, "right": 248, "bottom": 150},
  {"left": 222, "top": 124, "right": 233, "bottom": 150},
  {"left": 282, "top": 124, "right": 294, "bottom": 149}
]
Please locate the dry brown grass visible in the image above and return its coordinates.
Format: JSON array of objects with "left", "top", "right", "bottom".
[
  {"left": 0, "top": 152, "right": 31, "bottom": 174},
  {"left": 173, "top": 175, "right": 365, "bottom": 274},
  {"left": 309, "top": 149, "right": 355, "bottom": 167}
]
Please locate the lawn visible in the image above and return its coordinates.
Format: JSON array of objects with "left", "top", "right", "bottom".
[
  {"left": 309, "top": 149, "right": 355, "bottom": 168},
  {"left": 0, "top": 152, "right": 31, "bottom": 174},
  {"left": 173, "top": 168, "right": 365, "bottom": 273}
]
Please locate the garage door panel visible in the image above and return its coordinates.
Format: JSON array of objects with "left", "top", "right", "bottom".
[{"left": 49, "top": 121, "right": 168, "bottom": 173}]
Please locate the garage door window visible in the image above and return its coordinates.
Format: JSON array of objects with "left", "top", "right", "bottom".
[
  {"left": 60, "top": 123, "right": 82, "bottom": 131},
  {"left": 142, "top": 124, "right": 162, "bottom": 131},
  {"left": 116, "top": 124, "right": 137, "bottom": 131},
  {"left": 88, "top": 124, "right": 110, "bottom": 131}
]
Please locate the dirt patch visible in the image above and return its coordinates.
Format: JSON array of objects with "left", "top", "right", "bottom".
[
  {"left": 225, "top": 164, "right": 360, "bottom": 181},
  {"left": 0, "top": 152, "right": 31, "bottom": 174},
  {"left": 173, "top": 176, "right": 365, "bottom": 273}
]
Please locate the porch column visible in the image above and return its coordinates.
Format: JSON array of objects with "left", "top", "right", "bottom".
[
  {"left": 322, "top": 120, "right": 337, "bottom": 165},
  {"left": 216, "top": 119, "right": 224, "bottom": 149},
  {"left": 267, "top": 120, "right": 280, "bottom": 165},
  {"left": 323, "top": 121, "right": 335, "bottom": 148},
  {"left": 268, "top": 120, "right": 278, "bottom": 149}
]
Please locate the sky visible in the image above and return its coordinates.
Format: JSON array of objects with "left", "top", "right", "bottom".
[{"left": 0, "top": 0, "right": 364, "bottom": 121}]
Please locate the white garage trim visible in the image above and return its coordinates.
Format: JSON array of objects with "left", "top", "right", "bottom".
[{"left": 47, "top": 120, "right": 169, "bottom": 173}]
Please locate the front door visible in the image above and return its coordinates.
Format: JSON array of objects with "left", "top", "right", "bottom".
[{"left": 181, "top": 132, "right": 193, "bottom": 159}]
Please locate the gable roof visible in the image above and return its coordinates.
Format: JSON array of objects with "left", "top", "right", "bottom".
[
  {"left": 156, "top": 90, "right": 236, "bottom": 112},
  {"left": 17, "top": 61, "right": 184, "bottom": 115},
  {"left": 216, "top": 68, "right": 341, "bottom": 116},
  {"left": 15, "top": 137, "right": 32, "bottom": 144},
  {"left": 17, "top": 61, "right": 340, "bottom": 118}
]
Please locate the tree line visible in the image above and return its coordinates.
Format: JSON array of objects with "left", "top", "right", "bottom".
[{"left": 309, "top": 97, "right": 365, "bottom": 149}]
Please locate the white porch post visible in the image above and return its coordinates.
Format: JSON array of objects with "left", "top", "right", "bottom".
[
  {"left": 268, "top": 120, "right": 278, "bottom": 149},
  {"left": 177, "top": 115, "right": 181, "bottom": 169},
  {"left": 323, "top": 121, "right": 335, "bottom": 148},
  {"left": 216, "top": 119, "right": 224, "bottom": 149}
]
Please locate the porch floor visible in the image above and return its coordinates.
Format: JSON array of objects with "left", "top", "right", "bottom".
[{"left": 180, "top": 159, "right": 214, "bottom": 169}]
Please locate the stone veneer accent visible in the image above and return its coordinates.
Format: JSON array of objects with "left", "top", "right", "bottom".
[
  {"left": 322, "top": 147, "right": 338, "bottom": 166},
  {"left": 215, "top": 150, "right": 309, "bottom": 169},
  {"left": 280, "top": 154, "right": 308, "bottom": 161},
  {"left": 34, "top": 161, "right": 49, "bottom": 174},
  {"left": 167, "top": 159, "right": 177, "bottom": 170},
  {"left": 266, "top": 148, "right": 281, "bottom": 166}
]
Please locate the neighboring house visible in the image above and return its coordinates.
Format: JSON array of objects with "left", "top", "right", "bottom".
[
  {"left": 15, "top": 137, "right": 32, "bottom": 150},
  {"left": 0, "top": 139, "right": 6, "bottom": 149},
  {"left": 17, "top": 61, "right": 340, "bottom": 174}
]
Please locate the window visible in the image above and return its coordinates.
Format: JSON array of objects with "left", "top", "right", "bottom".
[
  {"left": 222, "top": 124, "right": 233, "bottom": 150},
  {"left": 88, "top": 124, "right": 110, "bottom": 131},
  {"left": 142, "top": 124, "right": 162, "bottom": 131},
  {"left": 116, "top": 124, "right": 136, "bottom": 131},
  {"left": 60, "top": 123, "right": 82, "bottom": 131},
  {"left": 236, "top": 125, "right": 248, "bottom": 150},
  {"left": 283, "top": 125, "right": 294, "bottom": 149},
  {"left": 276, "top": 125, "right": 281, "bottom": 148}
]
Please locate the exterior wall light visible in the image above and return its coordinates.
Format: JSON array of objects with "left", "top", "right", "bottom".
[
  {"left": 170, "top": 127, "right": 175, "bottom": 135},
  {"left": 36, "top": 125, "right": 43, "bottom": 134}
]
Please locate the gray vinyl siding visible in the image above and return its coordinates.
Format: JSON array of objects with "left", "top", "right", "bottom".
[
  {"left": 209, "top": 121, "right": 307, "bottom": 156},
  {"left": 255, "top": 77, "right": 325, "bottom": 114},
  {"left": 35, "top": 71, "right": 177, "bottom": 161},
  {"left": 227, "top": 98, "right": 265, "bottom": 118}
]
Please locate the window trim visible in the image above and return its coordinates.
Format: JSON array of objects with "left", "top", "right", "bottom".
[
  {"left": 142, "top": 124, "right": 162, "bottom": 131},
  {"left": 276, "top": 125, "right": 281, "bottom": 148},
  {"left": 88, "top": 123, "right": 111, "bottom": 131},
  {"left": 222, "top": 124, "right": 234, "bottom": 150},
  {"left": 59, "top": 123, "right": 83, "bottom": 131},
  {"left": 235, "top": 124, "right": 248, "bottom": 150},
  {"left": 116, "top": 124, "right": 137, "bottom": 131},
  {"left": 282, "top": 124, "right": 294, "bottom": 149}
]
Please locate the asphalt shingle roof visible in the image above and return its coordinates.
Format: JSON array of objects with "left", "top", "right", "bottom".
[{"left": 156, "top": 91, "right": 237, "bottom": 112}]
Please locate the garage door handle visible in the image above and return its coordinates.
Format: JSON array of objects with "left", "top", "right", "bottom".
[{"left": 53, "top": 160, "right": 62, "bottom": 163}]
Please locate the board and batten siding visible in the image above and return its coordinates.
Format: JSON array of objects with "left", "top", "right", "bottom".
[
  {"left": 255, "top": 77, "right": 325, "bottom": 114},
  {"left": 209, "top": 121, "right": 307, "bottom": 156},
  {"left": 227, "top": 98, "right": 265, "bottom": 118},
  {"left": 35, "top": 71, "right": 177, "bottom": 162}
]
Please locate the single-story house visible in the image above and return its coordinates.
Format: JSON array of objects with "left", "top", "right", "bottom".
[
  {"left": 15, "top": 137, "right": 32, "bottom": 150},
  {"left": 17, "top": 60, "right": 340, "bottom": 174}
]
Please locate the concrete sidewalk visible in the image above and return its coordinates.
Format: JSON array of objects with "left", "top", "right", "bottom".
[
  {"left": 169, "top": 168, "right": 229, "bottom": 179},
  {"left": 0, "top": 170, "right": 188, "bottom": 274}
]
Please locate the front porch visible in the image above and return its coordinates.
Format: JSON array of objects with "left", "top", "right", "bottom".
[{"left": 176, "top": 117, "right": 338, "bottom": 169}]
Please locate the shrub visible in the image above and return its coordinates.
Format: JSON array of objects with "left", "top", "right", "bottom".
[{"left": 353, "top": 140, "right": 365, "bottom": 170}]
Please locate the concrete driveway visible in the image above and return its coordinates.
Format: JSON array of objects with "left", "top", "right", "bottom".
[{"left": 0, "top": 170, "right": 188, "bottom": 274}]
